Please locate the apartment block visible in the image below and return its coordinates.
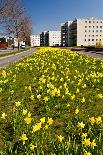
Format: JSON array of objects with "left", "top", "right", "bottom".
[
  {"left": 40, "top": 31, "right": 47, "bottom": 46},
  {"left": 45, "top": 31, "right": 61, "bottom": 46},
  {"left": 61, "top": 18, "right": 103, "bottom": 47},
  {"left": 61, "top": 21, "right": 72, "bottom": 46},
  {"left": 30, "top": 35, "right": 40, "bottom": 47}
]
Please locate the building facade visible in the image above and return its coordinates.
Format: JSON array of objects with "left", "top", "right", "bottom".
[
  {"left": 61, "top": 21, "right": 72, "bottom": 46},
  {"left": 61, "top": 18, "right": 103, "bottom": 47},
  {"left": 40, "top": 31, "right": 46, "bottom": 46},
  {"left": 45, "top": 31, "right": 61, "bottom": 46},
  {"left": 30, "top": 35, "right": 40, "bottom": 47}
]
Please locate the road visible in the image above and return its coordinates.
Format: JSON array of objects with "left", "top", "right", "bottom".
[
  {"left": 0, "top": 48, "right": 37, "bottom": 68},
  {"left": 60, "top": 47, "right": 103, "bottom": 59},
  {"left": 75, "top": 50, "right": 103, "bottom": 59}
]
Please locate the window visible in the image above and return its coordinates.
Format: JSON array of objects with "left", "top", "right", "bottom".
[
  {"left": 100, "top": 26, "right": 102, "bottom": 28},
  {"left": 89, "top": 26, "right": 91, "bottom": 28},
  {"left": 85, "top": 26, "right": 87, "bottom": 28},
  {"left": 88, "top": 39, "right": 90, "bottom": 41},
  {"left": 93, "top": 26, "right": 94, "bottom": 28},
  {"left": 93, "top": 30, "right": 94, "bottom": 32},
  {"left": 85, "top": 35, "right": 86, "bottom": 37},
  {"left": 100, "top": 30, "right": 102, "bottom": 32},
  {"left": 93, "top": 21, "right": 95, "bottom": 23},
  {"left": 101, "top": 21, "right": 102, "bottom": 23},
  {"left": 85, "top": 21, "right": 87, "bottom": 23},
  {"left": 97, "top": 21, "right": 98, "bottom": 23},
  {"left": 92, "top": 39, "right": 94, "bottom": 41},
  {"left": 96, "top": 26, "right": 98, "bottom": 28},
  {"left": 96, "top": 30, "right": 98, "bottom": 32},
  {"left": 89, "top": 30, "right": 90, "bottom": 32},
  {"left": 85, "top": 30, "right": 87, "bottom": 32},
  {"left": 92, "top": 35, "right": 94, "bottom": 37},
  {"left": 89, "top": 21, "right": 91, "bottom": 23},
  {"left": 85, "top": 39, "right": 86, "bottom": 41}
]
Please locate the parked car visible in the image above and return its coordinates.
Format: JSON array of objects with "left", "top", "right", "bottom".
[{"left": 20, "top": 44, "right": 26, "bottom": 49}]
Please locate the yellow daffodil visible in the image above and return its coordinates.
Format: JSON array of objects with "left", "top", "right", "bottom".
[
  {"left": 77, "top": 122, "right": 85, "bottom": 129},
  {"left": 95, "top": 116, "right": 102, "bottom": 125},
  {"left": 84, "top": 150, "right": 91, "bottom": 155},
  {"left": 75, "top": 108, "right": 79, "bottom": 114},
  {"left": 37, "top": 94, "right": 41, "bottom": 99},
  {"left": 24, "top": 117, "right": 32, "bottom": 124},
  {"left": 89, "top": 117, "right": 95, "bottom": 125},
  {"left": 15, "top": 101, "right": 21, "bottom": 107},
  {"left": 2, "top": 70, "right": 7, "bottom": 78},
  {"left": 83, "top": 138, "right": 91, "bottom": 147},
  {"left": 32, "top": 123, "right": 42, "bottom": 133},
  {"left": 76, "top": 88, "right": 79, "bottom": 93},
  {"left": 30, "top": 143, "right": 37, "bottom": 151},
  {"left": 71, "top": 94, "right": 75, "bottom": 100},
  {"left": 81, "top": 97, "right": 85, "bottom": 103},
  {"left": 97, "top": 94, "right": 103, "bottom": 99},
  {"left": 30, "top": 95, "right": 34, "bottom": 100},
  {"left": 40, "top": 117, "right": 45, "bottom": 124},
  {"left": 91, "top": 139, "right": 96, "bottom": 149},
  {"left": 43, "top": 96, "right": 49, "bottom": 102},
  {"left": 45, "top": 124, "right": 49, "bottom": 129},
  {"left": 51, "top": 88, "right": 57, "bottom": 96},
  {"left": 0, "top": 88, "right": 2, "bottom": 92},
  {"left": 27, "top": 112, "right": 31, "bottom": 117},
  {"left": 65, "top": 88, "right": 69, "bottom": 95},
  {"left": 21, "top": 133, "right": 28, "bottom": 144},
  {"left": 28, "top": 86, "right": 32, "bottom": 91},
  {"left": 1, "top": 113, "right": 7, "bottom": 119},
  {"left": 67, "top": 103, "right": 70, "bottom": 107},
  {"left": 47, "top": 117, "right": 53, "bottom": 125},
  {"left": 82, "top": 133, "right": 87, "bottom": 139},
  {"left": 57, "top": 135, "right": 64, "bottom": 143},
  {"left": 23, "top": 109, "right": 27, "bottom": 115}
]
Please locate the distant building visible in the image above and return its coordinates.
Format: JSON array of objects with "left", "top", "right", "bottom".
[
  {"left": 40, "top": 31, "right": 46, "bottom": 46},
  {"left": 30, "top": 35, "right": 40, "bottom": 47},
  {"left": 45, "top": 31, "right": 61, "bottom": 46},
  {"left": 61, "top": 18, "right": 103, "bottom": 47},
  {"left": 61, "top": 21, "right": 72, "bottom": 46}
]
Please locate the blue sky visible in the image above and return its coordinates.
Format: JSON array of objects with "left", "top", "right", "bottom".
[{"left": 23, "top": 0, "right": 103, "bottom": 34}]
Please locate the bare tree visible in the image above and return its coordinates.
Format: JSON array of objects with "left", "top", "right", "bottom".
[
  {"left": 19, "top": 16, "right": 32, "bottom": 45},
  {"left": 0, "top": 0, "right": 32, "bottom": 49}
]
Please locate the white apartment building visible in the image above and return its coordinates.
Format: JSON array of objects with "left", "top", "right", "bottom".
[
  {"left": 45, "top": 31, "right": 61, "bottom": 46},
  {"left": 30, "top": 35, "right": 40, "bottom": 47},
  {"left": 61, "top": 18, "right": 103, "bottom": 47}
]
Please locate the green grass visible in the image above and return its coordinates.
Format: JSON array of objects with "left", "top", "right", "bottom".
[{"left": 0, "top": 47, "right": 103, "bottom": 155}]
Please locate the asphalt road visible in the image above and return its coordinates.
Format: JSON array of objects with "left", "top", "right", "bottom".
[
  {"left": 75, "top": 50, "right": 103, "bottom": 59},
  {"left": 0, "top": 48, "right": 36, "bottom": 68},
  {"left": 60, "top": 47, "right": 103, "bottom": 59}
]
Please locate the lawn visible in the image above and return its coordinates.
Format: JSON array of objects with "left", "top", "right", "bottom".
[{"left": 0, "top": 47, "right": 103, "bottom": 155}]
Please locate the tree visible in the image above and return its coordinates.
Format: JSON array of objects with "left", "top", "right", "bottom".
[
  {"left": 19, "top": 16, "right": 32, "bottom": 45},
  {"left": 0, "top": 0, "right": 32, "bottom": 49},
  {"left": 96, "top": 40, "right": 103, "bottom": 47}
]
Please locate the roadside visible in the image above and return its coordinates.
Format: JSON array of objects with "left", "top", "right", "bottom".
[{"left": 0, "top": 48, "right": 37, "bottom": 68}]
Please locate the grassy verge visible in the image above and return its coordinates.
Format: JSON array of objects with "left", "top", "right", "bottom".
[
  {"left": 0, "top": 47, "right": 31, "bottom": 57},
  {"left": 0, "top": 47, "right": 103, "bottom": 155}
]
